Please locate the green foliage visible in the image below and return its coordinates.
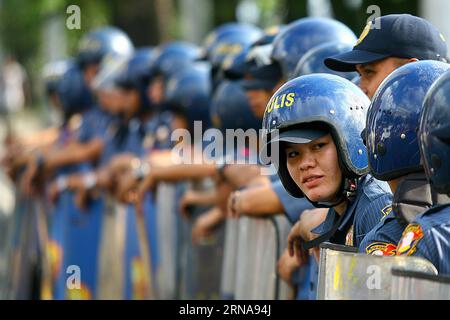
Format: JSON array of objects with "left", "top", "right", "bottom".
[{"left": 331, "top": 0, "right": 418, "bottom": 34}]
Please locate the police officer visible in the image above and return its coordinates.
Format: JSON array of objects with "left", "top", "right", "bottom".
[
  {"left": 325, "top": 14, "right": 448, "bottom": 99},
  {"left": 21, "top": 27, "right": 135, "bottom": 193},
  {"left": 321, "top": 14, "right": 449, "bottom": 256},
  {"left": 271, "top": 17, "right": 356, "bottom": 80},
  {"left": 359, "top": 61, "right": 450, "bottom": 256},
  {"left": 261, "top": 74, "right": 392, "bottom": 255},
  {"left": 395, "top": 70, "right": 450, "bottom": 275}
]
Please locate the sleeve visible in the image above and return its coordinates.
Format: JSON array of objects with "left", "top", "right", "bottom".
[
  {"left": 76, "top": 112, "right": 94, "bottom": 143},
  {"left": 358, "top": 212, "right": 405, "bottom": 254},
  {"left": 410, "top": 227, "right": 445, "bottom": 272},
  {"left": 354, "top": 193, "right": 394, "bottom": 246},
  {"left": 270, "top": 178, "right": 314, "bottom": 224}
]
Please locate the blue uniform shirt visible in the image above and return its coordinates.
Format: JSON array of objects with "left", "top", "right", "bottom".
[
  {"left": 311, "top": 174, "right": 393, "bottom": 248},
  {"left": 358, "top": 209, "right": 405, "bottom": 255},
  {"left": 270, "top": 178, "right": 314, "bottom": 224},
  {"left": 143, "top": 111, "right": 174, "bottom": 152},
  {"left": 396, "top": 204, "right": 450, "bottom": 275},
  {"left": 76, "top": 106, "right": 113, "bottom": 143}
]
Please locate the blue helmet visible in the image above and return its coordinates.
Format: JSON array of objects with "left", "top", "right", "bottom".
[
  {"left": 115, "top": 47, "right": 156, "bottom": 111},
  {"left": 57, "top": 66, "right": 94, "bottom": 120},
  {"left": 262, "top": 74, "right": 370, "bottom": 199},
  {"left": 150, "top": 41, "right": 200, "bottom": 80},
  {"left": 366, "top": 60, "right": 450, "bottom": 181},
  {"left": 221, "top": 46, "right": 252, "bottom": 80},
  {"left": 419, "top": 70, "right": 450, "bottom": 194},
  {"left": 210, "top": 80, "right": 260, "bottom": 132},
  {"left": 292, "top": 42, "right": 358, "bottom": 80},
  {"left": 351, "top": 75, "right": 361, "bottom": 86},
  {"left": 77, "top": 26, "right": 134, "bottom": 68},
  {"left": 221, "top": 25, "right": 285, "bottom": 80},
  {"left": 271, "top": 17, "right": 357, "bottom": 79},
  {"left": 116, "top": 47, "right": 154, "bottom": 86},
  {"left": 252, "top": 25, "right": 286, "bottom": 47},
  {"left": 164, "top": 63, "right": 212, "bottom": 129},
  {"left": 91, "top": 52, "right": 129, "bottom": 91},
  {"left": 201, "top": 23, "right": 262, "bottom": 61},
  {"left": 42, "top": 59, "right": 74, "bottom": 95}
]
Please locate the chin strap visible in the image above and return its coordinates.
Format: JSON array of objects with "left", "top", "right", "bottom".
[{"left": 301, "top": 177, "right": 359, "bottom": 250}]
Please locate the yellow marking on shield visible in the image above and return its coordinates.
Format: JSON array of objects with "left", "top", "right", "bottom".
[{"left": 333, "top": 256, "right": 342, "bottom": 291}]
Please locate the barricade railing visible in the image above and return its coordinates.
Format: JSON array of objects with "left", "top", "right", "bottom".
[{"left": 234, "top": 215, "right": 294, "bottom": 300}]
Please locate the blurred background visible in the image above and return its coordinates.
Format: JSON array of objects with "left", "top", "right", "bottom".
[
  {"left": 0, "top": 0, "right": 449, "bottom": 156},
  {"left": 0, "top": 0, "right": 449, "bottom": 301}
]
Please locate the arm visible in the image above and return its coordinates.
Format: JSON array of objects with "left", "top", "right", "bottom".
[
  {"left": 191, "top": 207, "right": 226, "bottom": 244},
  {"left": 287, "top": 208, "right": 329, "bottom": 264},
  {"left": 221, "top": 164, "right": 262, "bottom": 189},
  {"left": 228, "top": 185, "right": 284, "bottom": 218},
  {"left": 43, "top": 138, "right": 104, "bottom": 170},
  {"left": 179, "top": 189, "right": 218, "bottom": 218}
]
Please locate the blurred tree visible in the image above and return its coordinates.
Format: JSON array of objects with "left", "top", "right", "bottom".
[
  {"left": 212, "top": 0, "right": 240, "bottom": 25},
  {"left": 110, "top": 0, "right": 159, "bottom": 46},
  {"left": 0, "top": 0, "right": 112, "bottom": 106},
  {"left": 331, "top": 0, "right": 418, "bottom": 34},
  {"left": 284, "top": 0, "right": 308, "bottom": 22}
]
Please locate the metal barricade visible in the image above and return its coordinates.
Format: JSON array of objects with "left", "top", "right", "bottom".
[
  {"left": 0, "top": 170, "right": 16, "bottom": 299},
  {"left": 317, "top": 242, "right": 438, "bottom": 300},
  {"left": 177, "top": 179, "right": 224, "bottom": 300},
  {"left": 220, "top": 218, "right": 239, "bottom": 299},
  {"left": 188, "top": 215, "right": 224, "bottom": 300},
  {"left": 234, "top": 215, "right": 294, "bottom": 300},
  {"left": 154, "top": 182, "right": 179, "bottom": 299},
  {"left": 9, "top": 188, "right": 40, "bottom": 300},
  {"left": 391, "top": 268, "right": 450, "bottom": 300}
]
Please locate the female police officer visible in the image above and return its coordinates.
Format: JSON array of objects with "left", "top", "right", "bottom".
[{"left": 261, "top": 74, "right": 392, "bottom": 261}]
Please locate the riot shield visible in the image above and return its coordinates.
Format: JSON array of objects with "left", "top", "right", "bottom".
[
  {"left": 391, "top": 268, "right": 450, "bottom": 300},
  {"left": 317, "top": 242, "right": 438, "bottom": 300}
]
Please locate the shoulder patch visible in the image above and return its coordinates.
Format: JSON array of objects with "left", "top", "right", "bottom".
[
  {"left": 381, "top": 205, "right": 392, "bottom": 218},
  {"left": 366, "top": 242, "right": 396, "bottom": 256},
  {"left": 345, "top": 225, "right": 354, "bottom": 246},
  {"left": 396, "top": 224, "right": 424, "bottom": 256}
]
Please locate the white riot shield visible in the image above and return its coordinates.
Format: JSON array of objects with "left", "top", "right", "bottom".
[
  {"left": 317, "top": 242, "right": 438, "bottom": 300},
  {"left": 234, "top": 215, "right": 294, "bottom": 300},
  {"left": 391, "top": 268, "right": 450, "bottom": 300}
]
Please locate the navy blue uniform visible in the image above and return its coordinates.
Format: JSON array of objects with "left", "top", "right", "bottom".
[
  {"left": 311, "top": 174, "right": 392, "bottom": 248},
  {"left": 396, "top": 204, "right": 450, "bottom": 275},
  {"left": 143, "top": 111, "right": 174, "bottom": 152},
  {"left": 76, "top": 106, "right": 113, "bottom": 143},
  {"left": 358, "top": 208, "right": 405, "bottom": 256}
]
